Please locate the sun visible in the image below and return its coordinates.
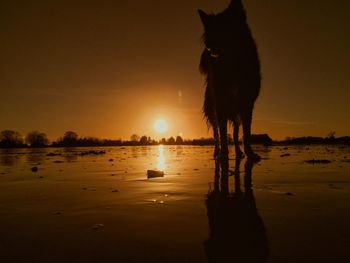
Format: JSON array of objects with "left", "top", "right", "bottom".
[{"left": 154, "top": 119, "right": 168, "bottom": 134}]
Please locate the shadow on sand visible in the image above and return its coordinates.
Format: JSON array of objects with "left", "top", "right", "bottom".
[{"left": 204, "top": 158, "right": 269, "bottom": 263}]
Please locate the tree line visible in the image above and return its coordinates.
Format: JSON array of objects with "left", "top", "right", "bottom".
[
  {"left": 2, "top": 129, "right": 347, "bottom": 148},
  {"left": 0, "top": 130, "right": 192, "bottom": 148}
]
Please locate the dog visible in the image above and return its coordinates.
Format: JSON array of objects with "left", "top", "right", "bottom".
[{"left": 199, "top": 0, "right": 261, "bottom": 165}]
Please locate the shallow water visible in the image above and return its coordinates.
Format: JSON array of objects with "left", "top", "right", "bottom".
[{"left": 0, "top": 145, "right": 350, "bottom": 262}]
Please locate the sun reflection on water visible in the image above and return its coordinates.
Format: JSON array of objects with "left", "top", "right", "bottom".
[{"left": 157, "top": 145, "right": 166, "bottom": 171}]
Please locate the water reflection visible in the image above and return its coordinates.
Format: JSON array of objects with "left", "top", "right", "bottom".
[
  {"left": 63, "top": 148, "right": 78, "bottom": 162},
  {"left": 205, "top": 159, "right": 269, "bottom": 263},
  {"left": 157, "top": 145, "right": 166, "bottom": 171},
  {"left": 0, "top": 149, "right": 20, "bottom": 167},
  {"left": 25, "top": 148, "right": 47, "bottom": 165},
  {"left": 176, "top": 145, "right": 183, "bottom": 156}
]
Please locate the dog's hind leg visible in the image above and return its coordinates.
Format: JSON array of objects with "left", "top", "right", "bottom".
[
  {"left": 242, "top": 109, "right": 260, "bottom": 161},
  {"left": 233, "top": 116, "right": 244, "bottom": 159}
]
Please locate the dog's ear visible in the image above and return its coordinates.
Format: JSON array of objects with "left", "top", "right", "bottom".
[
  {"left": 228, "top": 0, "right": 243, "bottom": 11},
  {"left": 198, "top": 9, "right": 209, "bottom": 26},
  {"left": 226, "top": 0, "right": 246, "bottom": 20}
]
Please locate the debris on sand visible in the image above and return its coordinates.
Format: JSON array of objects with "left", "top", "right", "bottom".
[
  {"left": 46, "top": 153, "right": 61, "bottom": 157},
  {"left": 53, "top": 160, "right": 64, "bottom": 164},
  {"left": 285, "top": 192, "right": 294, "bottom": 196},
  {"left": 305, "top": 159, "right": 331, "bottom": 164},
  {"left": 111, "top": 188, "right": 119, "bottom": 193},
  {"left": 80, "top": 150, "right": 106, "bottom": 156},
  {"left": 31, "top": 166, "right": 38, "bottom": 172},
  {"left": 280, "top": 153, "right": 291, "bottom": 157},
  {"left": 328, "top": 184, "right": 340, "bottom": 189},
  {"left": 147, "top": 170, "right": 164, "bottom": 179},
  {"left": 109, "top": 158, "right": 114, "bottom": 162},
  {"left": 53, "top": 211, "right": 63, "bottom": 215},
  {"left": 92, "top": 224, "right": 104, "bottom": 230}
]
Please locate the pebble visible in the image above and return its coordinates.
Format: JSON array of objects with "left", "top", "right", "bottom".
[
  {"left": 92, "top": 224, "right": 104, "bottom": 230},
  {"left": 147, "top": 170, "right": 164, "bottom": 178},
  {"left": 280, "top": 153, "right": 291, "bottom": 157},
  {"left": 80, "top": 150, "right": 106, "bottom": 156},
  {"left": 47, "top": 153, "right": 61, "bottom": 157},
  {"left": 305, "top": 159, "right": 331, "bottom": 164},
  {"left": 31, "top": 167, "right": 38, "bottom": 172},
  {"left": 53, "top": 211, "right": 62, "bottom": 215}
]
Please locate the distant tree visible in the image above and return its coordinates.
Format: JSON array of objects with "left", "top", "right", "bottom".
[
  {"left": 176, "top": 136, "right": 184, "bottom": 144},
  {"left": 167, "top": 137, "right": 175, "bottom": 144},
  {"left": 146, "top": 137, "right": 158, "bottom": 145},
  {"left": 160, "top": 138, "right": 166, "bottom": 144},
  {"left": 250, "top": 134, "right": 273, "bottom": 146},
  {"left": 130, "top": 134, "right": 140, "bottom": 142},
  {"left": 139, "top": 135, "right": 148, "bottom": 145},
  {"left": 77, "top": 136, "right": 102, "bottom": 146},
  {"left": 0, "top": 130, "right": 23, "bottom": 147},
  {"left": 327, "top": 131, "right": 336, "bottom": 139},
  {"left": 62, "top": 131, "right": 78, "bottom": 146},
  {"left": 64, "top": 131, "right": 78, "bottom": 141},
  {"left": 26, "top": 131, "right": 49, "bottom": 147}
]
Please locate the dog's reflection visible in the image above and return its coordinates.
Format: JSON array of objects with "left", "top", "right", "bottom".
[{"left": 204, "top": 159, "right": 269, "bottom": 263}]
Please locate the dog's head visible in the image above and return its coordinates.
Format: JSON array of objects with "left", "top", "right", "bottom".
[{"left": 198, "top": 0, "right": 247, "bottom": 58}]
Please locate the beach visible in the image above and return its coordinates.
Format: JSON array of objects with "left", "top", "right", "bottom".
[{"left": 0, "top": 145, "right": 349, "bottom": 262}]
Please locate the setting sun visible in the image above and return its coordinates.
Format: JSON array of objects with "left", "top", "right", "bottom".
[{"left": 154, "top": 119, "right": 169, "bottom": 134}]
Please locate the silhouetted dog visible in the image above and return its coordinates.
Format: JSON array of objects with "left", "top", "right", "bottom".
[{"left": 199, "top": 0, "right": 261, "bottom": 163}]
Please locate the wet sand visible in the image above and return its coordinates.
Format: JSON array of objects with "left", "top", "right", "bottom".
[{"left": 0, "top": 145, "right": 350, "bottom": 263}]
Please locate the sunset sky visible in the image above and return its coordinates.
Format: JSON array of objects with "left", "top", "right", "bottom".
[{"left": 1, "top": 0, "right": 349, "bottom": 140}]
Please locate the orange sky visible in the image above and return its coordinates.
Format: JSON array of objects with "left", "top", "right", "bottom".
[{"left": 1, "top": 0, "right": 349, "bottom": 140}]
